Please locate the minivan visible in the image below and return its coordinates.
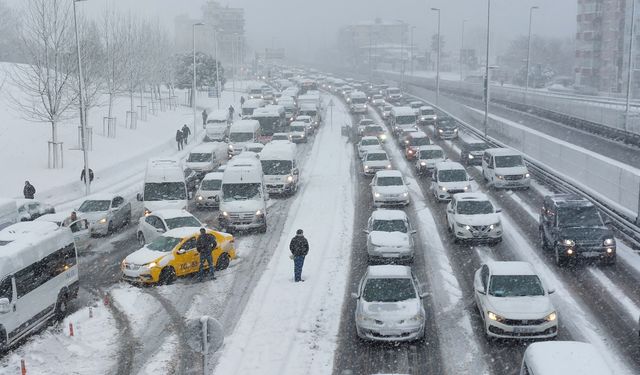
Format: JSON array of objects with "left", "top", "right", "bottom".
[
  {"left": 459, "top": 138, "right": 488, "bottom": 166},
  {"left": 228, "top": 120, "right": 261, "bottom": 158},
  {"left": 482, "top": 148, "right": 531, "bottom": 189}
]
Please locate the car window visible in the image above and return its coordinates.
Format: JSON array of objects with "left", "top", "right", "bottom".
[
  {"left": 481, "top": 265, "right": 489, "bottom": 289},
  {"left": 145, "top": 216, "right": 158, "bottom": 227},
  {"left": 488, "top": 275, "right": 545, "bottom": 297},
  {"left": 154, "top": 219, "right": 167, "bottom": 230},
  {"left": 0, "top": 277, "right": 12, "bottom": 301},
  {"left": 180, "top": 237, "right": 197, "bottom": 251}
]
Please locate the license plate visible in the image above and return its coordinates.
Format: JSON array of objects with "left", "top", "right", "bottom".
[
  {"left": 379, "top": 330, "right": 398, "bottom": 336},
  {"left": 513, "top": 327, "right": 537, "bottom": 334},
  {"left": 582, "top": 251, "right": 602, "bottom": 257}
]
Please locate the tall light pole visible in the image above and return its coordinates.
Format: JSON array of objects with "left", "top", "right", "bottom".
[
  {"left": 484, "top": 0, "right": 492, "bottom": 138},
  {"left": 431, "top": 8, "right": 441, "bottom": 105},
  {"left": 232, "top": 33, "right": 238, "bottom": 103},
  {"left": 73, "top": 0, "right": 90, "bottom": 195},
  {"left": 192, "top": 22, "right": 204, "bottom": 136},
  {"left": 410, "top": 26, "right": 416, "bottom": 76},
  {"left": 525, "top": 6, "right": 539, "bottom": 93},
  {"left": 460, "top": 19, "right": 468, "bottom": 81},
  {"left": 625, "top": 0, "right": 637, "bottom": 131},
  {"left": 214, "top": 27, "right": 222, "bottom": 110}
]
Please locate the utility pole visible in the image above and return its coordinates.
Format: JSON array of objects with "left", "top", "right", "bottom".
[
  {"left": 192, "top": 22, "right": 204, "bottom": 136},
  {"left": 431, "top": 8, "right": 441, "bottom": 105},
  {"left": 525, "top": 6, "right": 539, "bottom": 93},
  {"left": 460, "top": 19, "right": 468, "bottom": 82},
  {"left": 214, "top": 28, "right": 221, "bottom": 110},
  {"left": 626, "top": 0, "right": 637, "bottom": 131},
  {"left": 484, "top": 0, "right": 492, "bottom": 139},
  {"left": 410, "top": 26, "right": 416, "bottom": 76},
  {"left": 73, "top": 0, "right": 90, "bottom": 195}
]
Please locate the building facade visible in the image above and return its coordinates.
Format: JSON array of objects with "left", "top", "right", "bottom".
[{"left": 338, "top": 19, "right": 410, "bottom": 70}]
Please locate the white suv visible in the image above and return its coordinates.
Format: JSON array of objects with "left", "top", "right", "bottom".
[
  {"left": 474, "top": 261, "right": 558, "bottom": 340},
  {"left": 430, "top": 162, "right": 472, "bottom": 202},
  {"left": 195, "top": 172, "right": 224, "bottom": 209},
  {"left": 370, "top": 170, "right": 410, "bottom": 207},
  {"left": 446, "top": 193, "right": 502, "bottom": 244},
  {"left": 362, "top": 149, "right": 392, "bottom": 176}
]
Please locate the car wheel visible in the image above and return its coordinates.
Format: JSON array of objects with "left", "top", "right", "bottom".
[
  {"left": 453, "top": 234, "right": 460, "bottom": 244},
  {"left": 137, "top": 232, "right": 145, "bottom": 247},
  {"left": 107, "top": 221, "right": 114, "bottom": 235},
  {"left": 215, "top": 253, "right": 230, "bottom": 271},
  {"left": 446, "top": 218, "right": 452, "bottom": 232},
  {"left": 258, "top": 223, "right": 267, "bottom": 233},
  {"left": 158, "top": 267, "right": 176, "bottom": 285},
  {"left": 55, "top": 293, "right": 69, "bottom": 321}
]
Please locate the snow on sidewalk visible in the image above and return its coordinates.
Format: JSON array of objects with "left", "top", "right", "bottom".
[{"left": 213, "top": 97, "right": 355, "bottom": 375}]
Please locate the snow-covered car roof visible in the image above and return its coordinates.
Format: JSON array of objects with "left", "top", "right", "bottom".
[
  {"left": 366, "top": 265, "right": 412, "bottom": 278},
  {"left": 358, "top": 119, "right": 374, "bottom": 125},
  {"left": 190, "top": 144, "right": 218, "bottom": 154},
  {"left": 409, "top": 101, "right": 423, "bottom": 107},
  {"left": 420, "top": 105, "right": 435, "bottom": 110},
  {"left": 151, "top": 209, "right": 198, "bottom": 220},
  {"left": 484, "top": 147, "right": 522, "bottom": 157},
  {"left": 243, "top": 142, "right": 265, "bottom": 150},
  {"left": 206, "top": 109, "right": 229, "bottom": 121},
  {"left": 454, "top": 192, "right": 488, "bottom": 201},
  {"left": 434, "top": 161, "right": 466, "bottom": 171},
  {"left": 230, "top": 120, "right": 260, "bottom": 132},
  {"left": 202, "top": 172, "right": 224, "bottom": 181},
  {"left": 391, "top": 107, "right": 415, "bottom": 116},
  {"left": 35, "top": 211, "right": 74, "bottom": 225},
  {"left": 14, "top": 198, "right": 51, "bottom": 208},
  {"left": 163, "top": 226, "right": 203, "bottom": 239},
  {"left": 359, "top": 136, "right": 380, "bottom": 143},
  {"left": 82, "top": 193, "right": 117, "bottom": 201},
  {"left": 486, "top": 261, "right": 535, "bottom": 276},
  {"left": 295, "top": 115, "right": 311, "bottom": 120},
  {"left": 365, "top": 149, "right": 388, "bottom": 156},
  {"left": 417, "top": 145, "right": 443, "bottom": 152},
  {"left": 290, "top": 121, "right": 307, "bottom": 127},
  {"left": 374, "top": 170, "right": 403, "bottom": 178},
  {"left": 524, "top": 341, "right": 613, "bottom": 375},
  {"left": 407, "top": 131, "right": 428, "bottom": 138},
  {"left": 371, "top": 209, "right": 408, "bottom": 221}
]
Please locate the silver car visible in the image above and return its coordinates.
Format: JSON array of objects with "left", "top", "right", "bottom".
[
  {"left": 364, "top": 209, "right": 416, "bottom": 263},
  {"left": 77, "top": 194, "right": 132, "bottom": 236},
  {"left": 352, "top": 265, "right": 427, "bottom": 342}
]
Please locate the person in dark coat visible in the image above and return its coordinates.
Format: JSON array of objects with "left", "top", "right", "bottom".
[
  {"left": 23, "top": 181, "right": 35, "bottom": 199},
  {"left": 80, "top": 168, "right": 94, "bottom": 184},
  {"left": 289, "top": 229, "right": 309, "bottom": 282},
  {"left": 181, "top": 124, "right": 191, "bottom": 145},
  {"left": 176, "top": 130, "right": 184, "bottom": 150},
  {"left": 228, "top": 105, "right": 235, "bottom": 121},
  {"left": 202, "top": 109, "right": 208, "bottom": 126},
  {"left": 196, "top": 228, "right": 217, "bottom": 281},
  {"left": 240, "top": 96, "right": 245, "bottom": 106}
]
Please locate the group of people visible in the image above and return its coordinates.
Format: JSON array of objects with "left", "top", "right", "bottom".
[{"left": 176, "top": 124, "right": 192, "bottom": 150}]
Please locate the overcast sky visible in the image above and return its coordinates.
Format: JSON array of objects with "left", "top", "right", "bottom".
[{"left": 8, "top": 0, "right": 577, "bottom": 55}]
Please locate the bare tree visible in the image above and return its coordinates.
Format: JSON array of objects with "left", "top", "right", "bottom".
[
  {"left": 8, "top": 0, "right": 76, "bottom": 168},
  {"left": 100, "top": 7, "right": 126, "bottom": 122},
  {"left": 71, "top": 17, "right": 104, "bottom": 129}
]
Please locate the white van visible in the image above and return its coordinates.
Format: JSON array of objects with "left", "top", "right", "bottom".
[
  {"left": 218, "top": 160, "right": 268, "bottom": 233},
  {"left": 349, "top": 91, "right": 368, "bottom": 114},
  {"left": 138, "top": 158, "right": 189, "bottom": 215},
  {"left": 481, "top": 148, "right": 531, "bottom": 189},
  {"left": 0, "top": 221, "right": 79, "bottom": 350},
  {"left": 185, "top": 143, "right": 227, "bottom": 176},
  {"left": 204, "top": 109, "right": 229, "bottom": 142},
  {"left": 520, "top": 341, "right": 613, "bottom": 375},
  {"left": 390, "top": 106, "right": 418, "bottom": 136},
  {"left": 260, "top": 143, "right": 299, "bottom": 195},
  {"left": 228, "top": 120, "right": 261, "bottom": 158},
  {"left": 0, "top": 199, "right": 17, "bottom": 230},
  {"left": 241, "top": 98, "right": 265, "bottom": 118}
]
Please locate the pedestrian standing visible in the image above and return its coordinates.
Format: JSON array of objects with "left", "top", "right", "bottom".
[
  {"left": 240, "top": 96, "right": 245, "bottom": 106},
  {"left": 181, "top": 124, "right": 191, "bottom": 145},
  {"left": 23, "top": 181, "right": 35, "bottom": 199},
  {"left": 80, "top": 167, "right": 94, "bottom": 184},
  {"left": 228, "top": 105, "right": 235, "bottom": 121},
  {"left": 202, "top": 109, "right": 208, "bottom": 127},
  {"left": 196, "top": 228, "right": 217, "bottom": 281},
  {"left": 176, "top": 129, "right": 184, "bottom": 150},
  {"left": 289, "top": 229, "right": 309, "bottom": 282}
]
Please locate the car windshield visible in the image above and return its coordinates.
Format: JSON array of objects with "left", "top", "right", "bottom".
[
  {"left": 558, "top": 205, "right": 604, "bottom": 227},
  {"left": 367, "top": 153, "right": 388, "bottom": 161},
  {"left": 373, "top": 95, "right": 383, "bottom": 99},
  {"left": 187, "top": 153, "right": 211, "bottom": 163},
  {"left": 438, "top": 169, "right": 468, "bottom": 182},
  {"left": 376, "top": 177, "right": 404, "bottom": 186},
  {"left": 78, "top": 200, "right": 110, "bottom": 212},
  {"left": 420, "top": 150, "right": 444, "bottom": 159},
  {"left": 372, "top": 219, "right": 408, "bottom": 233},
  {"left": 261, "top": 160, "right": 293, "bottom": 175},
  {"left": 272, "top": 134, "right": 289, "bottom": 140},
  {"left": 365, "top": 126, "right": 384, "bottom": 133},
  {"left": 438, "top": 119, "right": 457, "bottom": 128},
  {"left": 144, "top": 182, "right": 187, "bottom": 201},
  {"left": 489, "top": 275, "right": 545, "bottom": 297},
  {"left": 164, "top": 216, "right": 201, "bottom": 230},
  {"left": 352, "top": 97, "right": 367, "bottom": 104},
  {"left": 301, "top": 110, "right": 317, "bottom": 117},
  {"left": 495, "top": 155, "right": 524, "bottom": 168},
  {"left": 410, "top": 137, "right": 430, "bottom": 146},
  {"left": 388, "top": 89, "right": 400, "bottom": 95},
  {"left": 230, "top": 132, "right": 254, "bottom": 142},
  {"left": 362, "top": 278, "right": 415, "bottom": 302},
  {"left": 456, "top": 200, "right": 494, "bottom": 215},
  {"left": 421, "top": 109, "right": 435, "bottom": 116},
  {"left": 146, "top": 236, "right": 182, "bottom": 252},
  {"left": 361, "top": 139, "right": 379, "bottom": 146},
  {"left": 396, "top": 115, "right": 416, "bottom": 125},
  {"left": 360, "top": 120, "right": 374, "bottom": 126},
  {"left": 290, "top": 125, "right": 305, "bottom": 132},
  {"left": 467, "top": 143, "right": 488, "bottom": 151},
  {"left": 201, "top": 179, "right": 222, "bottom": 190},
  {"left": 411, "top": 103, "right": 422, "bottom": 109},
  {"left": 222, "top": 183, "right": 262, "bottom": 201}
]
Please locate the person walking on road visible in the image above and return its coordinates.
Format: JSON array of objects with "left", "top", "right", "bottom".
[
  {"left": 176, "top": 129, "right": 184, "bottom": 150},
  {"left": 181, "top": 124, "right": 191, "bottom": 145},
  {"left": 80, "top": 167, "right": 94, "bottom": 184},
  {"left": 240, "top": 96, "right": 245, "bottom": 106},
  {"left": 23, "top": 181, "right": 35, "bottom": 199},
  {"left": 289, "top": 229, "right": 309, "bottom": 282},
  {"left": 202, "top": 109, "right": 208, "bottom": 127},
  {"left": 196, "top": 228, "right": 217, "bottom": 281}
]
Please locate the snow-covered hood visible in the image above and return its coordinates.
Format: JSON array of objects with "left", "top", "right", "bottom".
[
  {"left": 185, "top": 161, "right": 212, "bottom": 171},
  {"left": 196, "top": 188, "right": 221, "bottom": 198},
  {"left": 125, "top": 247, "right": 168, "bottom": 266},
  {"left": 559, "top": 227, "right": 613, "bottom": 243},
  {"left": 495, "top": 166, "right": 528, "bottom": 176},
  {"left": 361, "top": 298, "right": 421, "bottom": 320},
  {"left": 145, "top": 200, "right": 187, "bottom": 213},
  {"left": 359, "top": 145, "right": 382, "bottom": 154},
  {"left": 369, "top": 231, "right": 410, "bottom": 248},
  {"left": 487, "top": 295, "right": 554, "bottom": 319},
  {"left": 396, "top": 124, "right": 416, "bottom": 131},
  {"left": 78, "top": 211, "right": 108, "bottom": 224},
  {"left": 220, "top": 199, "right": 264, "bottom": 214},
  {"left": 438, "top": 181, "right": 470, "bottom": 190},
  {"left": 290, "top": 130, "right": 305, "bottom": 137},
  {"left": 373, "top": 185, "right": 408, "bottom": 196},
  {"left": 364, "top": 160, "right": 390, "bottom": 168},
  {"left": 453, "top": 213, "right": 500, "bottom": 226}
]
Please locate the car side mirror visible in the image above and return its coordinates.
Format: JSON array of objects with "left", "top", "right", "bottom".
[
  {"left": 188, "top": 191, "right": 194, "bottom": 200},
  {"left": 156, "top": 228, "right": 165, "bottom": 233},
  {"left": 419, "top": 292, "right": 429, "bottom": 299},
  {"left": 410, "top": 229, "right": 417, "bottom": 235},
  {"left": 547, "top": 288, "right": 556, "bottom": 294},
  {"left": 0, "top": 298, "right": 10, "bottom": 314},
  {"left": 447, "top": 209, "right": 453, "bottom": 213},
  {"left": 136, "top": 193, "right": 143, "bottom": 202},
  {"left": 495, "top": 208, "right": 502, "bottom": 213},
  {"left": 177, "top": 249, "right": 186, "bottom": 255},
  {"left": 350, "top": 292, "right": 359, "bottom": 299},
  {"left": 475, "top": 287, "right": 486, "bottom": 295},
  {"left": 293, "top": 168, "right": 299, "bottom": 175},
  {"left": 363, "top": 229, "right": 370, "bottom": 234},
  {"left": 469, "top": 177, "right": 474, "bottom": 181}
]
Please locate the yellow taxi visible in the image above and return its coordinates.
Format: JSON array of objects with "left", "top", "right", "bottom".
[{"left": 121, "top": 226, "right": 236, "bottom": 284}]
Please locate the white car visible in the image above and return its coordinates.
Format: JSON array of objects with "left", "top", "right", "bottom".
[
  {"left": 370, "top": 170, "right": 410, "bottom": 207},
  {"left": 357, "top": 136, "right": 382, "bottom": 159},
  {"left": 35, "top": 212, "right": 91, "bottom": 251},
  {"left": 195, "top": 172, "right": 224, "bottom": 209},
  {"left": 15, "top": 199, "right": 55, "bottom": 221},
  {"left": 521, "top": 341, "right": 614, "bottom": 375},
  {"left": 430, "top": 161, "right": 473, "bottom": 202},
  {"left": 418, "top": 106, "right": 437, "bottom": 125},
  {"left": 362, "top": 149, "right": 392, "bottom": 176},
  {"left": 446, "top": 193, "right": 503, "bottom": 244},
  {"left": 289, "top": 122, "right": 308, "bottom": 143},
  {"left": 242, "top": 142, "right": 265, "bottom": 153},
  {"left": 294, "top": 115, "right": 314, "bottom": 134},
  {"left": 371, "top": 94, "right": 385, "bottom": 106},
  {"left": 415, "top": 145, "right": 446, "bottom": 176},
  {"left": 473, "top": 261, "right": 558, "bottom": 340},
  {"left": 364, "top": 209, "right": 416, "bottom": 263},
  {"left": 77, "top": 194, "right": 132, "bottom": 236},
  {"left": 136, "top": 209, "right": 202, "bottom": 246},
  {"left": 271, "top": 132, "right": 292, "bottom": 142},
  {"left": 353, "top": 265, "right": 426, "bottom": 342},
  {"left": 357, "top": 118, "right": 375, "bottom": 136}
]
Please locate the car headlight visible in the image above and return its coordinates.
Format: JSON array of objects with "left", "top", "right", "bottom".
[
  {"left": 409, "top": 312, "right": 424, "bottom": 321},
  {"left": 287, "top": 175, "right": 294, "bottom": 182},
  {"left": 468, "top": 154, "right": 475, "bottom": 159},
  {"left": 197, "top": 195, "right": 204, "bottom": 201},
  {"left": 364, "top": 165, "right": 369, "bottom": 169},
  {"left": 438, "top": 129, "right": 443, "bottom": 133},
  {"left": 495, "top": 174, "right": 504, "bottom": 179},
  {"left": 403, "top": 192, "right": 409, "bottom": 197},
  {"left": 98, "top": 218, "right": 107, "bottom": 224},
  {"left": 357, "top": 314, "right": 375, "bottom": 323},
  {"left": 545, "top": 311, "right": 557, "bottom": 322},
  {"left": 454, "top": 128, "right": 458, "bottom": 132},
  {"left": 144, "top": 208, "right": 151, "bottom": 216},
  {"left": 145, "top": 261, "right": 158, "bottom": 269},
  {"left": 563, "top": 239, "right": 575, "bottom": 247},
  {"left": 222, "top": 211, "right": 229, "bottom": 217},
  {"left": 228, "top": 144, "right": 234, "bottom": 150},
  {"left": 440, "top": 186, "right": 447, "bottom": 191},
  {"left": 386, "top": 164, "right": 392, "bottom": 169},
  {"left": 525, "top": 173, "right": 531, "bottom": 178},
  {"left": 420, "top": 161, "right": 427, "bottom": 166},
  {"left": 463, "top": 185, "right": 470, "bottom": 191},
  {"left": 487, "top": 311, "right": 505, "bottom": 323},
  {"left": 255, "top": 210, "right": 263, "bottom": 216},
  {"left": 603, "top": 238, "right": 615, "bottom": 246},
  {"left": 379, "top": 134, "right": 387, "bottom": 140},
  {"left": 121, "top": 260, "right": 127, "bottom": 269},
  {"left": 489, "top": 222, "right": 500, "bottom": 230}
]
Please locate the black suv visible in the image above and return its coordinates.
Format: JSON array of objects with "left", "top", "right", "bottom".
[
  {"left": 434, "top": 116, "right": 459, "bottom": 139},
  {"left": 459, "top": 139, "right": 488, "bottom": 166},
  {"left": 539, "top": 194, "right": 616, "bottom": 266}
]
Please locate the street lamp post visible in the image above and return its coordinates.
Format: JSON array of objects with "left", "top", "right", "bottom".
[
  {"left": 192, "top": 22, "right": 204, "bottom": 137},
  {"left": 484, "top": 0, "right": 492, "bottom": 139},
  {"left": 431, "top": 8, "right": 441, "bottom": 105},
  {"left": 625, "top": 0, "right": 637, "bottom": 131},
  {"left": 460, "top": 19, "right": 468, "bottom": 82},
  {"left": 214, "top": 28, "right": 222, "bottom": 110},
  {"left": 525, "top": 6, "right": 539, "bottom": 93},
  {"left": 410, "top": 26, "right": 416, "bottom": 76},
  {"left": 73, "top": 0, "right": 90, "bottom": 195}
]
